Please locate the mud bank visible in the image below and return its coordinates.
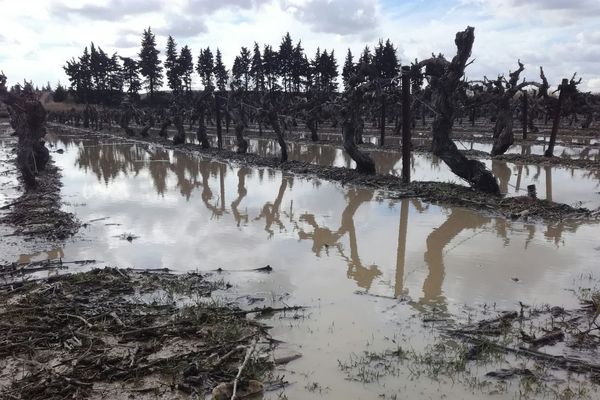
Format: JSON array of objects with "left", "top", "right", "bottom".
[{"left": 0, "top": 129, "right": 79, "bottom": 241}]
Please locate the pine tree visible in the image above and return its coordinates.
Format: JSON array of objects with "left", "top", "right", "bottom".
[
  {"left": 138, "top": 27, "right": 163, "bottom": 98},
  {"left": 120, "top": 56, "right": 142, "bottom": 98},
  {"left": 250, "top": 42, "right": 264, "bottom": 92},
  {"left": 106, "top": 52, "right": 123, "bottom": 104},
  {"left": 63, "top": 46, "right": 93, "bottom": 102},
  {"left": 357, "top": 46, "right": 374, "bottom": 82},
  {"left": 278, "top": 33, "right": 294, "bottom": 92},
  {"left": 383, "top": 39, "right": 399, "bottom": 79},
  {"left": 310, "top": 47, "right": 321, "bottom": 91},
  {"left": 291, "top": 41, "right": 308, "bottom": 92},
  {"left": 374, "top": 39, "right": 399, "bottom": 80},
  {"left": 262, "top": 45, "right": 279, "bottom": 92},
  {"left": 232, "top": 47, "right": 251, "bottom": 91},
  {"left": 319, "top": 50, "right": 338, "bottom": 92},
  {"left": 196, "top": 47, "right": 214, "bottom": 89},
  {"left": 179, "top": 45, "right": 193, "bottom": 94},
  {"left": 240, "top": 47, "right": 252, "bottom": 92},
  {"left": 214, "top": 48, "right": 228, "bottom": 91},
  {"left": 165, "top": 35, "right": 181, "bottom": 93},
  {"left": 342, "top": 48, "right": 355, "bottom": 89},
  {"left": 53, "top": 82, "right": 68, "bottom": 102}
]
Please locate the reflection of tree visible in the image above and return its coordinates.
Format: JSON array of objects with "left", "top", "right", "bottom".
[
  {"left": 394, "top": 199, "right": 410, "bottom": 297},
  {"left": 170, "top": 151, "right": 200, "bottom": 200},
  {"left": 419, "top": 209, "right": 492, "bottom": 308},
  {"left": 337, "top": 189, "right": 381, "bottom": 289},
  {"left": 76, "top": 142, "right": 146, "bottom": 185},
  {"left": 231, "top": 167, "right": 251, "bottom": 227},
  {"left": 492, "top": 160, "right": 511, "bottom": 194},
  {"left": 296, "top": 188, "right": 382, "bottom": 290},
  {"left": 199, "top": 160, "right": 227, "bottom": 219},
  {"left": 372, "top": 151, "right": 402, "bottom": 176},
  {"left": 254, "top": 175, "right": 288, "bottom": 237},
  {"left": 148, "top": 148, "right": 170, "bottom": 196},
  {"left": 545, "top": 165, "right": 552, "bottom": 202}
]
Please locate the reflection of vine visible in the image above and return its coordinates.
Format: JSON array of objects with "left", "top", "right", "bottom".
[
  {"left": 254, "top": 175, "right": 288, "bottom": 238},
  {"left": 63, "top": 136, "right": 590, "bottom": 301},
  {"left": 295, "top": 188, "right": 382, "bottom": 290},
  {"left": 231, "top": 167, "right": 250, "bottom": 227}
]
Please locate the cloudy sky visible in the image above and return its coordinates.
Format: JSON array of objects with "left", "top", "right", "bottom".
[{"left": 1, "top": 0, "right": 599, "bottom": 92}]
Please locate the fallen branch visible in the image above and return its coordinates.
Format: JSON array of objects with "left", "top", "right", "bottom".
[{"left": 231, "top": 338, "right": 257, "bottom": 400}]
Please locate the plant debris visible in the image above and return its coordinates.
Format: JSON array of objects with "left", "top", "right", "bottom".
[
  {"left": 0, "top": 268, "right": 273, "bottom": 399},
  {"left": 0, "top": 132, "right": 79, "bottom": 241}
]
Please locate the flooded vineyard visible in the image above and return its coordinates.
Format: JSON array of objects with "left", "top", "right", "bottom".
[
  {"left": 3, "top": 127, "right": 599, "bottom": 399},
  {"left": 2, "top": 7, "right": 600, "bottom": 399}
]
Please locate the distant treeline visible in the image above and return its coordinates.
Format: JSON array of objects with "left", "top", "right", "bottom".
[{"left": 62, "top": 28, "right": 400, "bottom": 105}]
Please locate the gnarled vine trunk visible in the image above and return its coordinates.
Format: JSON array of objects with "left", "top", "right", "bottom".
[
  {"left": 342, "top": 119, "right": 376, "bottom": 174},
  {"left": 172, "top": 113, "right": 186, "bottom": 145},
  {"left": 422, "top": 27, "right": 500, "bottom": 194},
  {"left": 267, "top": 111, "right": 288, "bottom": 162},
  {"left": 196, "top": 109, "right": 210, "bottom": 149}
]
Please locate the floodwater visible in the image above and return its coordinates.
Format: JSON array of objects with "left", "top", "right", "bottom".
[
  {"left": 3, "top": 128, "right": 600, "bottom": 398},
  {"left": 150, "top": 127, "right": 600, "bottom": 209}
]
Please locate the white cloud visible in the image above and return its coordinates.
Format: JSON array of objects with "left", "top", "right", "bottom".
[{"left": 0, "top": 0, "right": 598, "bottom": 92}]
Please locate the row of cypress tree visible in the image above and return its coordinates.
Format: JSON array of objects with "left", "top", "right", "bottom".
[{"left": 62, "top": 28, "right": 400, "bottom": 105}]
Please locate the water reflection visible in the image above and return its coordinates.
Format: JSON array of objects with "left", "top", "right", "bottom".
[
  {"left": 48, "top": 134, "right": 596, "bottom": 307},
  {"left": 295, "top": 188, "right": 381, "bottom": 289},
  {"left": 57, "top": 131, "right": 600, "bottom": 208}
]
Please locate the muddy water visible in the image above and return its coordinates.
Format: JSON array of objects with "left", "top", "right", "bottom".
[
  {"left": 0, "top": 125, "right": 596, "bottom": 397},
  {"left": 157, "top": 127, "right": 600, "bottom": 208},
  {"left": 241, "top": 138, "right": 600, "bottom": 209},
  {"left": 2, "top": 131, "right": 588, "bottom": 398}
]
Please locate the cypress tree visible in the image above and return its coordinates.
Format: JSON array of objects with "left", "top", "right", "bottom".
[
  {"left": 196, "top": 47, "right": 214, "bottom": 89},
  {"left": 342, "top": 48, "right": 355, "bottom": 89},
  {"left": 179, "top": 45, "right": 194, "bottom": 94},
  {"left": 250, "top": 42, "right": 264, "bottom": 92},
  {"left": 120, "top": 56, "right": 142, "bottom": 99},
  {"left": 138, "top": 27, "right": 163, "bottom": 98},
  {"left": 214, "top": 48, "right": 228, "bottom": 91},
  {"left": 165, "top": 35, "right": 181, "bottom": 93}
]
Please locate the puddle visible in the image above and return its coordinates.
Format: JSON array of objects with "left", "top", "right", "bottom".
[{"left": 4, "top": 130, "right": 600, "bottom": 398}]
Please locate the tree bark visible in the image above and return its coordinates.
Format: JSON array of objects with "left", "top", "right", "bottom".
[
  {"left": 267, "top": 111, "right": 288, "bottom": 162},
  {"left": 420, "top": 27, "right": 500, "bottom": 194},
  {"left": 545, "top": 79, "right": 568, "bottom": 157},
  {"left": 215, "top": 96, "right": 223, "bottom": 150},
  {"left": 342, "top": 119, "right": 376, "bottom": 174},
  {"left": 196, "top": 109, "right": 210, "bottom": 149},
  {"left": 172, "top": 113, "right": 186, "bottom": 145}
]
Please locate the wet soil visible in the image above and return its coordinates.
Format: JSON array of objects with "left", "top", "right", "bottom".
[
  {"left": 0, "top": 268, "right": 274, "bottom": 400},
  {"left": 0, "top": 129, "right": 79, "bottom": 241}
]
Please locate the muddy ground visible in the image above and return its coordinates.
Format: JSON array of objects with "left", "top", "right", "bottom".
[{"left": 0, "top": 267, "right": 284, "bottom": 400}]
